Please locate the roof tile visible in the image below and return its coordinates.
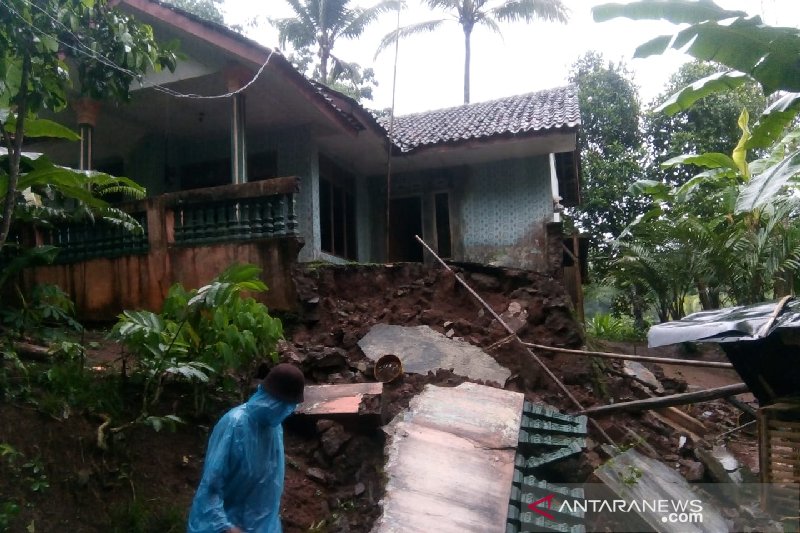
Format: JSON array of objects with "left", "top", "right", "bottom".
[{"left": 378, "top": 86, "right": 580, "bottom": 152}]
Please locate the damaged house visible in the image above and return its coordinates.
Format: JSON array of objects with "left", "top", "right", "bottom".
[{"left": 23, "top": 0, "right": 581, "bottom": 319}]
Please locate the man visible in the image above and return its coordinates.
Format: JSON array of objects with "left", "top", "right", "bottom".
[{"left": 187, "top": 363, "right": 305, "bottom": 533}]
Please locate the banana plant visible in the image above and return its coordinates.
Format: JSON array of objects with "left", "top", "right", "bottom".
[{"left": 594, "top": 0, "right": 800, "bottom": 211}]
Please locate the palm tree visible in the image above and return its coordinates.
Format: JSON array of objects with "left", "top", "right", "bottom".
[
  {"left": 271, "top": 0, "right": 402, "bottom": 83},
  {"left": 377, "top": 0, "right": 568, "bottom": 104}
]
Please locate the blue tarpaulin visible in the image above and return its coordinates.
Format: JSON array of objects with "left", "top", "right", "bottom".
[{"left": 187, "top": 385, "right": 297, "bottom": 533}]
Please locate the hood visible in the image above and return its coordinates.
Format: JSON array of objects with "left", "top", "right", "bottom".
[{"left": 245, "top": 385, "right": 297, "bottom": 427}]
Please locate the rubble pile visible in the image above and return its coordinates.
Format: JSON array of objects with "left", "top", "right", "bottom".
[{"left": 273, "top": 262, "right": 761, "bottom": 532}]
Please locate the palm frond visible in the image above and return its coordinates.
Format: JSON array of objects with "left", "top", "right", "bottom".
[
  {"left": 375, "top": 19, "right": 446, "bottom": 58},
  {"left": 490, "top": 0, "right": 569, "bottom": 24},
  {"left": 271, "top": 17, "right": 317, "bottom": 49},
  {"left": 341, "top": 0, "right": 404, "bottom": 40}
]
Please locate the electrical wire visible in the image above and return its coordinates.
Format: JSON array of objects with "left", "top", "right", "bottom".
[{"left": 1, "top": 0, "right": 276, "bottom": 100}]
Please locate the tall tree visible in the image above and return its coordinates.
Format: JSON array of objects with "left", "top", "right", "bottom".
[
  {"left": 377, "top": 0, "right": 568, "bottom": 104},
  {"left": 568, "top": 52, "right": 645, "bottom": 278},
  {"left": 271, "top": 0, "right": 401, "bottom": 83}
]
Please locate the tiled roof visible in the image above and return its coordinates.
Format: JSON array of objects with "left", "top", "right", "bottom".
[{"left": 379, "top": 86, "right": 580, "bottom": 153}]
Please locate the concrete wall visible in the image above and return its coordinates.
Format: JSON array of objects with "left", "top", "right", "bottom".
[
  {"left": 459, "top": 156, "right": 554, "bottom": 270},
  {"left": 370, "top": 155, "right": 556, "bottom": 271},
  {"left": 23, "top": 181, "right": 304, "bottom": 321}
]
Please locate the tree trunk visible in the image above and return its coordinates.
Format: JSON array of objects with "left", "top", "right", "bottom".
[
  {"left": 319, "top": 43, "right": 330, "bottom": 83},
  {"left": 463, "top": 26, "right": 472, "bottom": 104},
  {"left": 0, "top": 53, "right": 31, "bottom": 249}
]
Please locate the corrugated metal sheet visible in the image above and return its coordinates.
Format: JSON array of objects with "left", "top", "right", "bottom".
[{"left": 373, "top": 383, "right": 524, "bottom": 533}]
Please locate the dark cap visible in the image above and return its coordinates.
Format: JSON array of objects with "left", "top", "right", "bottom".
[{"left": 263, "top": 363, "right": 305, "bottom": 403}]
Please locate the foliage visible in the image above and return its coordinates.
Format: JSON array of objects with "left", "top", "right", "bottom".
[
  {"left": 586, "top": 313, "right": 644, "bottom": 342},
  {"left": 161, "top": 0, "right": 225, "bottom": 24},
  {"left": 377, "top": 0, "right": 568, "bottom": 104},
  {"left": 0, "top": 0, "right": 176, "bottom": 249},
  {"left": 568, "top": 52, "right": 647, "bottom": 278},
  {"left": 593, "top": 0, "right": 800, "bottom": 211},
  {"left": 615, "top": 116, "right": 800, "bottom": 319},
  {"left": 0, "top": 443, "right": 48, "bottom": 532},
  {"left": 644, "top": 61, "right": 765, "bottom": 186},
  {"left": 287, "top": 46, "right": 378, "bottom": 102},
  {"left": 109, "top": 263, "right": 284, "bottom": 419},
  {"left": 1, "top": 284, "right": 82, "bottom": 339},
  {"left": 109, "top": 500, "right": 185, "bottom": 533},
  {"left": 272, "top": 0, "right": 400, "bottom": 100}
]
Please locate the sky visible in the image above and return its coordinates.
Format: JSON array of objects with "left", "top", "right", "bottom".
[{"left": 221, "top": 0, "right": 798, "bottom": 115}]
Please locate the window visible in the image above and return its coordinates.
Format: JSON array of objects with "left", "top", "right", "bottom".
[{"left": 319, "top": 156, "right": 357, "bottom": 260}]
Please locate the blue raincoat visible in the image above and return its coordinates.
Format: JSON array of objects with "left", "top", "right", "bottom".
[{"left": 187, "top": 385, "right": 298, "bottom": 533}]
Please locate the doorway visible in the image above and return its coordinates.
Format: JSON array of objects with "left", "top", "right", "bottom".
[{"left": 388, "top": 196, "right": 423, "bottom": 262}]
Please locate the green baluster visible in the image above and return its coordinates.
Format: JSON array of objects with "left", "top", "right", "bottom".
[
  {"left": 237, "top": 200, "right": 250, "bottom": 240},
  {"left": 226, "top": 202, "right": 238, "bottom": 237},
  {"left": 250, "top": 199, "right": 263, "bottom": 239},
  {"left": 214, "top": 203, "right": 227, "bottom": 241},
  {"left": 261, "top": 197, "right": 275, "bottom": 237},
  {"left": 286, "top": 193, "right": 298, "bottom": 234},
  {"left": 174, "top": 207, "right": 185, "bottom": 242},
  {"left": 273, "top": 195, "right": 285, "bottom": 235},
  {"left": 188, "top": 206, "right": 201, "bottom": 243}
]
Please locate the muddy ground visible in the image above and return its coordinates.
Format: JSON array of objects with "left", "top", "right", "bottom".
[{"left": 0, "top": 262, "right": 759, "bottom": 532}]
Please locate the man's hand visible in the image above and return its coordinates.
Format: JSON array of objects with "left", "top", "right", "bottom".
[{"left": 228, "top": 527, "right": 243, "bottom": 533}]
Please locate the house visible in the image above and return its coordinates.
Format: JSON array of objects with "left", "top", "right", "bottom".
[{"left": 25, "top": 0, "right": 582, "bottom": 320}]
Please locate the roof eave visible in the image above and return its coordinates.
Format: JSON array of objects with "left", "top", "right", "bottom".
[{"left": 118, "top": 0, "right": 362, "bottom": 137}]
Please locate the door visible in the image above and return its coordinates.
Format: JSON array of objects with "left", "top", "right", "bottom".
[{"left": 388, "top": 196, "right": 423, "bottom": 262}]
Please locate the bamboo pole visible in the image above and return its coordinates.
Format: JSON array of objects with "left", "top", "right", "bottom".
[
  {"left": 520, "top": 340, "right": 734, "bottom": 369},
  {"left": 414, "top": 235, "right": 616, "bottom": 446},
  {"left": 578, "top": 382, "right": 749, "bottom": 416},
  {"left": 488, "top": 334, "right": 734, "bottom": 369}
]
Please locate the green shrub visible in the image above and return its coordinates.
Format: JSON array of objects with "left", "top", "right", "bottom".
[
  {"left": 109, "top": 263, "right": 283, "bottom": 418},
  {"left": 586, "top": 313, "right": 645, "bottom": 342}
]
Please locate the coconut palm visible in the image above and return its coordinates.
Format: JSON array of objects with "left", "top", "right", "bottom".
[
  {"left": 271, "top": 0, "right": 402, "bottom": 83},
  {"left": 377, "top": 0, "right": 568, "bottom": 104}
]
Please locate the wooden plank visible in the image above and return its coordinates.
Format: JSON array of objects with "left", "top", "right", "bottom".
[
  {"left": 766, "top": 429, "right": 800, "bottom": 441},
  {"left": 650, "top": 411, "right": 703, "bottom": 444},
  {"left": 767, "top": 419, "right": 800, "bottom": 430},
  {"left": 767, "top": 457, "right": 800, "bottom": 468},
  {"left": 296, "top": 383, "right": 383, "bottom": 417},
  {"left": 657, "top": 406, "right": 708, "bottom": 436}
]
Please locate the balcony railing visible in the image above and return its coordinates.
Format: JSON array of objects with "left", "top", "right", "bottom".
[
  {"left": 41, "top": 212, "right": 149, "bottom": 263},
  {"left": 169, "top": 177, "right": 299, "bottom": 245},
  {"left": 35, "top": 176, "right": 301, "bottom": 263}
]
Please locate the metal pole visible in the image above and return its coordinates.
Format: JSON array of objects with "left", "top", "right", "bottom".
[{"left": 415, "top": 235, "right": 616, "bottom": 446}]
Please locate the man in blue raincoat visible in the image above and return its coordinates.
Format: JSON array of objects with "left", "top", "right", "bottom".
[{"left": 188, "top": 363, "right": 305, "bottom": 533}]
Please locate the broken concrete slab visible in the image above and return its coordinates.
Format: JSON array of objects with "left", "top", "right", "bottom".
[
  {"left": 373, "top": 382, "right": 524, "bottom": 533},
  {"left": 696, "top": 444, "right": 742, "bottom": 484},
  {"left": 594, "top": 448, "right": 727, "bottom": 533},
  {"left": 623, "top": 360, "right": 664, "bottom": 393},
  {"left": 296, "top": 383, "right": 384, "bottom": 420},
  {"left": 358, "top": 323, "right": 511, "bottom": 384}
]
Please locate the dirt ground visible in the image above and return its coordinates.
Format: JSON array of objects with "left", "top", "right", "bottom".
[{"left": 0, "top": 262, "right": 763, "bottom": 532}]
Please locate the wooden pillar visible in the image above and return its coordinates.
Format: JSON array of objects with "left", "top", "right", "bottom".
[
  {"left": 73, "top": 98, "right": 101, "bottom": 171},
  {"left": 225, "top": 66, "right": 253, "bottom": 185},
  {"left": 572, "top": 232, "right": 585, "bottom": 324}
]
